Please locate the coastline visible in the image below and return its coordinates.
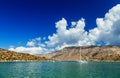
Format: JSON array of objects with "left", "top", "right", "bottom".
[
  {"left": 0, "top": 60, "right": 51, "bottom": 63},
  {"left": 0, "top": 59, "right": 120, "bottom": 63}
]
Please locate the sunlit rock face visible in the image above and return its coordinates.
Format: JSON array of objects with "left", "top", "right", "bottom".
[{"left": 40, "top": 46, "right": 120, "bottom": 62}]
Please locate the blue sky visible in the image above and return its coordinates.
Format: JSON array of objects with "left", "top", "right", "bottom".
[{"left": 0, "top": 0, "right": 120, "bottom": 54}]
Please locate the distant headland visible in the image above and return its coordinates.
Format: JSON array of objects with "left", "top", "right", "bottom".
[{"left": 0, "top": 48, "right": 50, "bottom": 62}]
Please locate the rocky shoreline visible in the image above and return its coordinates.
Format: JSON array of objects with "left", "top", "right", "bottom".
[{"left": 0, "top": 59, "right": 51, "bottom": 62}]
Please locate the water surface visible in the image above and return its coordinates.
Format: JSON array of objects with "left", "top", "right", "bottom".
[{"left": 0, "top": 62, "right": 120, "bottom": 78}]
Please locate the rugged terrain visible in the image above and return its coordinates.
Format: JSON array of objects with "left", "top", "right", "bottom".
[
  {"left": 40, "top": 46, "right": 120, "bottom": 62},
  {"left": 0, "top": 48, "right": 49, "bottom": 62}
]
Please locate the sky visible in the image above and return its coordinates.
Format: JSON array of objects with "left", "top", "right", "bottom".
[{"left": 0, "top": 0, "right": 120, "bottom": 54}]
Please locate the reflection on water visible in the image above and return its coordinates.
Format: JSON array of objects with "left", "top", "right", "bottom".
[{"left": 0, "top": 62, "right": 120, "bottom": 78}]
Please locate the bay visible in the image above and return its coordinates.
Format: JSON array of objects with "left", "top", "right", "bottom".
[{"left": 0, "top": 62, "right": 120, "bottom": 78}]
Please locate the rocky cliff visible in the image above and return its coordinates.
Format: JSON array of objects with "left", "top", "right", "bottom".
[
  {"left": 40, "top": 46, "right": 120, "bottom": 62},
  {"left": 0, "top": 48, "right": 49, "bottom": 62}
]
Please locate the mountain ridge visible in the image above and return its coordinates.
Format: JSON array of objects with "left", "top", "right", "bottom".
[
  {"left": 40, "top": 45, "right": 120, "bottom": 62},
  {"left": 0, "top": 48, "right": 50, "bottom": 62}
]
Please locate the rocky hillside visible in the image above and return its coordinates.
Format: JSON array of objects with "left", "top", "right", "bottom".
[
  {"left": 40, "top": 46, "right": 120, "bottom": 62},
  {"left": 0, "top": 48, "right": 49, "bottom": 62}
]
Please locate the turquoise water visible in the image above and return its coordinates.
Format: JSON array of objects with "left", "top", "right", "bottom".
[{"left": 0, "top": 62, "right": 120, "bottom": 78}]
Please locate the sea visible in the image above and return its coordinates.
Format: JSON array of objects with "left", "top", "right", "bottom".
[{"left": 0, "top": 61, "right": 120, "bottom": 78}]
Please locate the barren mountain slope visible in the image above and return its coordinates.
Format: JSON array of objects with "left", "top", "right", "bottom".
[
  {"left": 40, "top": 46, "right": 120, "bottom": 62},
  {"left": 0, "top": 48, "right": 49, "bottom": 62}
]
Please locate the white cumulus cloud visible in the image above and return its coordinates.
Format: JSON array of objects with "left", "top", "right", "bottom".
[
  {"left": 45, "top": 18, "right": 94, "bottom": 50},
  {"left": 9, "top": 37, "right": 50, "bottom": 54},
  {"left": 9, "top": 4, "right": 120, "bottom": 54},
  {"left": 89, "top": 4, "right": 120, "bottom": 45},
  {"left": 9, "top": 46, "right": 44, "bottom": 54},
  {"left": 26, "top": 41, "right": 35, "bottom": 47}
]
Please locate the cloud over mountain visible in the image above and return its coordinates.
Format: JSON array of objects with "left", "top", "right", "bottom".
[
  {"left": 45, "top": 18, "right": 94, "bottom": 50},
  {"left": 9, "top": 4, "right": 120, "bottom": 54}
]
